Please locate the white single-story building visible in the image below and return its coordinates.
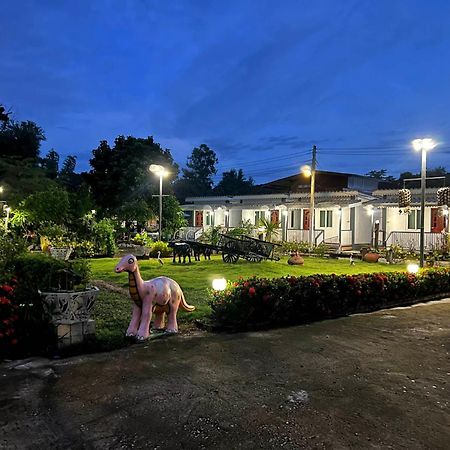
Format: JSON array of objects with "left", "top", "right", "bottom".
[{"left": 181, "top": 171, "right": 449, "bottom": 251}]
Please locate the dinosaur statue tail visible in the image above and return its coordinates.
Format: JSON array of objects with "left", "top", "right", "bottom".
[{"left": 180, "top": 290, "right": 195, "bottom": 312}]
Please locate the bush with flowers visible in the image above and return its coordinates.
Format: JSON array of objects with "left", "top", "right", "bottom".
[
  {"left": 0, "top": 281, "right": 19, "bottom": 357},
  {"left": 209, "top": 269, "right": 450, "bottom": 330}
]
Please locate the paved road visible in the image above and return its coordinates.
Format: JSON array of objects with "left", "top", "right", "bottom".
[{"left": 1, "top": 300, "right": 450, "bottom": 449}]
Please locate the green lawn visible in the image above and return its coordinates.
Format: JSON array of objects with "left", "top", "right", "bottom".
[{"left": 91, "top": 255, "right": 408, "bottom": 350}]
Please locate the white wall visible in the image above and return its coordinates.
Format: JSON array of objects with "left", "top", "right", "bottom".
[
  {"left": 229, "top": 209, "right": 242, "bottom": 228},
  {"left": 214, "top": 209, "right": 225, "bottom": 227},
  {"left": 315, "top": 207, "right": 340, "bottom": 241},
  {"left": 386, "top": 207, "right": 433, "bottom": 233}
]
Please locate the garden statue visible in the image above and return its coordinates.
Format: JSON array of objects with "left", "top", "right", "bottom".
[{"left": 115, "top": 254, "right": 195, "bottom": 341}]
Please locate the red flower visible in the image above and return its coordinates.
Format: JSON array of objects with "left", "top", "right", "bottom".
[
  {"left": 249, "top": 287, "right": 256, "bottom": 297},
  {"left": 243, "top": 282, "right": 250, "bottom": 288},
  {"left": 0, "top": 284, "right": 13, "bottom": 294}
]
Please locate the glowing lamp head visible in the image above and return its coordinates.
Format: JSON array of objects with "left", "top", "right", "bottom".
[
  {"left": 212, "top": 278, "right": 227, "bottom": 291},
  {"left": 412, "top": 138, "right": 436, "bottom": 152},
  {"left": 149, "top": 164, "right": 168, "bottom": 177},
  {"left": 0, "top": 186, "right": 3, "bottom": 194},
  {"left": 301, "top": 165, "right": 312, "bottom": 177},
  {"left": 407, "top": 263, "right": 419, "bottom": 274}
]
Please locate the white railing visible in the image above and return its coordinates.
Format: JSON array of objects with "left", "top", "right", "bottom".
[
  {"left": 175, "top": 227, "right": 203, "bottom": 241},
  {"left": 286, "top": 229, "right": 324, "bottom": 245},
  {"left": 385, "top": 231, "right": 446, "bottom": 251}
]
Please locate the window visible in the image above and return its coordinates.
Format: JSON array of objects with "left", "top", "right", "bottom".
[
  {"left": 407, "top": 210, "right": 422, "bottom": 229},
  {"left": 319, "top": 210, "right": 333, "bottom": 228},
  {"left": 255, "top": 210, "right": 266, "bottom": 225},
  {"left": 290, "top": 210, "right": 295, "bottom": 228}
]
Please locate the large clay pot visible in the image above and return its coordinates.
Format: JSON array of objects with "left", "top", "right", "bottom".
[
  {"left": 363, "top": 252, "right": 380, "bottom": 263},
  {"left": 288, "top": 255, "right": 304, "bottom": 265}
]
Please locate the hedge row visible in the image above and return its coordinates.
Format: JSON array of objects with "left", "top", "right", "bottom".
[{"left": 209, "top": 269, "right": 450, "bottom": 330}]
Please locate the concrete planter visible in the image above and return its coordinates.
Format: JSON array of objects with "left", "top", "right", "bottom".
[
  {"left": 39, "top": 287, "right": 100, "bottom": 348},
  {"left": 49, "top": 247, "right": 73, "bottom": 261},
  {"left": 39, "top": 286, "right": 100, "bottom": 323}
]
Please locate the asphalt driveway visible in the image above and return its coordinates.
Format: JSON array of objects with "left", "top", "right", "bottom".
[{"left": 1, "top": 300, "right": 449, "bottom": 449}]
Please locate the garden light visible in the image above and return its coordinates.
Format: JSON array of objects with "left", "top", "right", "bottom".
[
  {"left": 0, "top": 186, "right": 3, "bottom": 194},
  {"left": 212, "top": 278, "right": 227, "bottom": 291},
  {"left": 407, "top": 263, "right": 419, "bottom": 274}
]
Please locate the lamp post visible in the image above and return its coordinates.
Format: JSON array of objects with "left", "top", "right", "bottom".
[
  {"left": 412, "top": 138, "right": 436, "bottom": 268},
  {"left": 301, "top": 164, "right": 315, "bottom": 249},
  {"left": 149, "top": 164, "right": 168, "bottom": 241}
]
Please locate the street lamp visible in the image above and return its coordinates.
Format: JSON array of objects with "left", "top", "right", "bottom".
[
  {"left": 149, "top": 164, "right": 168, "bottom": 241},
  {"left": 301, "top": 164, "right": 315, "bottom": 249},
  {"left": 412, "top": 138, "right": 437, "bottom": 267}
]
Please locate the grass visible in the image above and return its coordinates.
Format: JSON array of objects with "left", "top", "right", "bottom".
[{"left": 91, "top": 255, "right": 408, "bottom": 350}]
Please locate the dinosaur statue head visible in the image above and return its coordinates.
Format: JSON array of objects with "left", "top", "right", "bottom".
[{"left": 115, "top": 254, "right": 138, "bottom": 273}]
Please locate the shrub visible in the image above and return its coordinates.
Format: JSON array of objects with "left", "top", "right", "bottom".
[
  {"left": 209, "top": 269, "right": 450, "bottom": 330},
  {"left": 149, "top": 241, "right": 171, "bottom": 257},
  {"left": 92, "top": 218, "right": 117, "bottom": 256},
  {"left": 132, "top": 231, "right": 153, "bottom": 247},
  {"left": 0, "top": 281, "right": 19, "bottom": 358},
  {"left": 281, "top": 241, "right": 310, "bottom": 255},
  {"left": 0, "top": 234, "right": 27, "bottom": 283}
]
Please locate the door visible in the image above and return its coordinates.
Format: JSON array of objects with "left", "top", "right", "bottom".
[
  {"left": 431, "top": 208, "right": 445, "bottom": 232},
  {"left": 270, "top": 210, "right": 279, "bottom": 224},
  {"left": 195, "top": 211, "right": 203, "bottom": 227},
  {"left": 303, "top": 209, "right": 310, "bottom": 230}
]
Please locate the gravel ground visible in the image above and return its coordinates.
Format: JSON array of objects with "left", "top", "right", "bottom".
[{"left": 1, "top": 300, "right": 449, "bottom": 449}]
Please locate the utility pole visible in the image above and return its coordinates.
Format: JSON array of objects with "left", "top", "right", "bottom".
[{"left": 309, "top": 145, "right": 317, "bottom": 249}]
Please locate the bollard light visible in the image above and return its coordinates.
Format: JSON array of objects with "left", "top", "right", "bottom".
[
  {"left": 407, "top": 263, "right": 419, "bottom": 274},
  {"left": 212, "top": 278, "right": 227, "bottom": 291}
]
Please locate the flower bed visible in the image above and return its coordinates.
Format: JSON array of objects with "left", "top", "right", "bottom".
[
  {"left": 0, "top": 281, "right": 19, "bottom": 357},
  {"left": 209, "top": 269, "right": 450, "bottom": 330}
]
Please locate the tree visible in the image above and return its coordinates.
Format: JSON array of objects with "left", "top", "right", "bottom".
[
  {"left": 0, "top": 105, "right": 11, "bottom": 124},
  {"left": 60, "top": 155, "right": 77, "bottom": 176},
  {"left": 22, "top": 187, "right": 70, "bottom": 226},
  {"left": 160, "top": 196, "right": 187, "bottom": 238},
  {"left": 214, "top": 169, "right": 254, "bottom": 196},
  {"left": 41, "top": 149, "right": 59, "bottom": 179},
  {"left": 0, "top": 120, "right": 45, "bottom": 161},
  {"left": 86, "top": 135, "right": 179, "bottom": 223},
  {"left": 174, "top": 144, "right": 218, "bottom": 200}
]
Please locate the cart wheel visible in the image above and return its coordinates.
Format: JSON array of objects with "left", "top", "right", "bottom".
[
  {"left": 222, "top": 252, "right": 239, "bottom": 263},
  {"left": 246, "top": 255, "right": 263, "bottom": 263}
]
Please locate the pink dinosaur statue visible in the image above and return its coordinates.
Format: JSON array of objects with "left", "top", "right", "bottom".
[{"left": 115, "top": 254, "right": 195, "bottom": 341}]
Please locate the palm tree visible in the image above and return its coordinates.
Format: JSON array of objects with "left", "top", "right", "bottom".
[{"left": 259, "top": 217, "right": 280, "bottom": 242}]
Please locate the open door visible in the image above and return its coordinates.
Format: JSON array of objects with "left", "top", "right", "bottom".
[{"left": 431, "top": 208, "right": 445, "bottom": 232}]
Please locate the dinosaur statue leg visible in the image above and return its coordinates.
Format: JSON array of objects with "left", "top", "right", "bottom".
[
  {"left": 166, "top": 299, "right": 179, "bottom": 333},
  {"left": 136, "top": 297, "right": 153, "bottom": 340},
  {"left": 152, "top": 306, "right": 166, "bottom": 330},
  {"left": 126, "top": 304, "right": 141, "bottom": 337}
]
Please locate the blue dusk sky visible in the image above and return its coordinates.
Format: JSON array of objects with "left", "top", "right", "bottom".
[{"left": 1, "top": 0, "right": 450, "bottom": 183}]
